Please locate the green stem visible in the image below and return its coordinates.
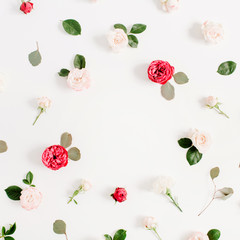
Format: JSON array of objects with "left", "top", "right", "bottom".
[
  {"left": 166, "top": 192, "right": 183, "bottom": 212},
  {"left": 33, "top": 108, "right": 43, "bottom": 125},
  {"left": 152, "top": 228, "right": 162, "bottom": 240},
  {"left": 214, "top": 105, "right": 229, "bottom": 118}
]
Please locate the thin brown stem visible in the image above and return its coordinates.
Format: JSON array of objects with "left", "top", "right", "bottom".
[
  {"left": 65, "top": 233, "right": 68, "bottom": 240},
  {"left": 36, "top": 41, "right": 39, "bottom": 51}
]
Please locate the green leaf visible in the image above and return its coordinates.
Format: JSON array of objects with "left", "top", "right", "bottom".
[
  {"left": 217, "top": 61, "right": 237, "bottom": 75},
  {"left": 207, "top": 229, "right": 221, "bottom": 240},
  {"left": 218, "top": 187, "right": 234, "bottom": 199},
  {"left": 0, "top": 140, "right": 8, "bottom": 153},
  {"left": 28, "top": 49, "right": 42, "bottom": 67},
  {"left": 4, "top": 237, "right": 15, "bottom": 240},
  {"left": 60, "top": 132, "right": 72, "bottom": 148},
  {"left": 53, "top": 220, "right": 66, "bottom": 234},
  {"left": 186, "top": 146, "right": 202, "bottom": 166},
  {"left": 22, "top": 179, "right": 30, "bottom": 185},
  {"left": 178, "top": 138, "right": 192, "bottom": 148},
  {"left": 130, "top": 24, "right": 147, "bottom": 34},
  {"left": 68, "top": 147, "right": 81, "bottom": 161},
  {"left": 62, "top": 19, "right": 81, "bottom": 35},
  {"left": 173, "top": 72, "right": 189, "bottom": 84},
  {"left": 26, "top": 171, "right": 33, "bottom": 184},
  {"left": 128, "top": 35, "right": 138, "bottom": 48},
  {"left": 5, "top": 223, "right": 16, "bottom": 235},
  {"left": 74, "top": 54, "right": 86, "bottom": 69},
  {"left": 104, "top": 234, "right": 113, "bottom": 240},
  {"left": 161, "top": 82, "right": 175, "bottom": 100},
  {"left": 58, "top": 69, "right": 70, "bottom": 77},
  {"left": 114, "top": 24, "right": 127, "bottom": 34},
  {"left": 5, "top": 186, "right": 22, "bottom": 201},
  {"left": 113, "top": 229, "right": 127, "bottom": 240},
  {"left": 210, "top": 167, "right": 220, "bottom": 180},
  {"left": 73, "top": 199, "right": 78, "bottom": 204},
  {"left": 2, "top": 227, "right": 6, "bottom": 236}
]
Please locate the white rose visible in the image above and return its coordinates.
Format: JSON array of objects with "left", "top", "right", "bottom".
[
  {"left": 160, "top": 0, "right": 180, "bottom": 12},
  {"left": 37, "top": 96, "right": 51, "bottom": 109},
  {"left": 108, "top": 29, "right": 128, "bottom": 52},
  {"left": 202, "top": 21, "right": 224, "bottom": 44},
  {"left": 81, "top": 179, "right": 92, "bottom": 191},
  {"left": 20, "top": 187, "right": 42, "bottom": 211},
  {"left": 67, "top": 68, "right": 91, "bottom": 91},
  {"left": 206, "top": 96, "right": 218, "bottom": 107},
  {"left": 153, "top": 176, "right": 174, "bottom": 194},
  {"left": 143, "top": 217, "right": 157, "bottom": 230},
  {"left": 189, "top": 129, "right": 211, "bottom": 153}
]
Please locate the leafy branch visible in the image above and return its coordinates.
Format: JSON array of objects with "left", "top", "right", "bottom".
[{"left": 0, "top": 223, "right": 16, "bottom": 240}]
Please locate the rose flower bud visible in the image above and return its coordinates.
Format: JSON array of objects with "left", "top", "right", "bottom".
[
  {"left": 111, "top": 187, "right": 127, "bottom": 203},
  {"left": 20, "top": 1, "right": 34, "bottom": 14}
]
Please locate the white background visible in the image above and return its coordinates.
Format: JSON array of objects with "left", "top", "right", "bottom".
[{"left": 0, "top": 0, "right": 240, "bottom": 239}]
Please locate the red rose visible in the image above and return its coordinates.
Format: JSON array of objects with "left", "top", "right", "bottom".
[
  {"left": 148, "top": 60, "right": 174, "bottom": 85},
  {"left": 20, "top": 1, "right": 33, "bottom": 14},
  {"left": 42, "top": 145, "right": 68, "bottom": 170},
  {"left": 111, "top": 187, "right": 127, "bottom": 203}
]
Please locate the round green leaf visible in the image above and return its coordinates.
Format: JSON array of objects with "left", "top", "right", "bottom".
[
  {"left": 113, "top": 229, "right": 127, "bottom": 240},
  {"left": 161, "top": 82, "right": 175, "bottom": 100},
  {"left": 173, "top": 72, "right": 189, "bottom": 84},
  {"left": 74, "top": 54, "right": 86, "bottom": 69},
  {"left": 4, "top": 237, "right": 15, "bottom": 240},
  {"left": 128, "top": 35, "right": 138, "bottom": 48},
  {"left": 186, "top": 146, "right": 202, "bottom": 166},
  {"left": 217, "top": 61, "right": 237, "bottom": 75},
  {"left": 60, "top": 132, "right": 72, "bottom": 148},
  {"left": 178, "top": 138, "right": 192, "bottom": 148},
  {"left": 68, "top": 147, "right": 81, "bottom": 161},
  {"left": 207, "top": 229, "right": 221, "bottom": 240},
  {"left": 130, "top": 24, "right": 147, "bottom": 34},
  {"left": 58, "top": 69, "right": 70, "bottom": 77},
  {"left": 114, "top": 24, "right": 127, "bottom": 34},
  {"left": 53, "top": 220, "right": 66, "bottom": 234},
  {"left": 28, "top": 50, "right": 42, "bottom": 67},
  {"left": 5, "top": 186, "right": 22, "bottom": 201},
  {"left": 62, "top": 19, "right": 81, "bottom": 35},
  {"left": 210, "top": 167, "right": 220, "bottom": 180},
  {"left": 0, "top": 140, "right": 8, "bottom": 153}
]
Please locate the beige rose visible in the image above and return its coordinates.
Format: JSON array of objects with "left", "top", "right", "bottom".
[
  {"left": 161, "top": 0, "right": 180, "bottom": 12},
  {"left": 108, "top": 29, "right": 128, "bottom": 52},
  {"left": 206, "top": 96, "right": 218, "bottom": 107},
  {"left": 20, "top": 187, "right": 42, "bottom": 211},
  {"left": 37, "top": 97, "right": 51, "bottom": 109},
  {"left": 202, "top": 21, "right": 224, "bottom": 44},
  {"left": 188, "top": 232, "right": 209, "bottom": 240},
  {"left": 189, "top": 129, "right": 211, "bottom": 153}
]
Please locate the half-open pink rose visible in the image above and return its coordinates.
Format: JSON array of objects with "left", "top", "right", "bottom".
[
  {"left": 42, "top": 145, "right": 68, "bottom": 170},
  {"left": 20, "top": 187, "right": 42, "bottom": 210},
  {"left": 148, "top": 60, "right": 174, "bottom": 84}
]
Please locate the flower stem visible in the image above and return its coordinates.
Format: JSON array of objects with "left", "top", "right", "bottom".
[
  {"left": 65, "top": 233, "right": 68, "bottom": 240},
  {"left": 33, "top": 108, "right": 43, "bottom": 125},
  {"left": 152, "top": 228, "right": 162, "bottom": 240},
  {"left": 166, "top": 192, "right": 183, "bottom": 212},
  {"left": 214, "top": 105, "right": 229, "bottom": 118}
]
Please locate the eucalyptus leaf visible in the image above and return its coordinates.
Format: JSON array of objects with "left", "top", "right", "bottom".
[
  {"left": 5, "top": 223, "right": 16, "bottom": 235},
  {"left": 60, "top": 132, "right": 72, "bottom": 148},
  {"left": 178, "top": 138, "right": 192, "bottom": 148},
  {"left": 217, "top": 61, "right": 237, "bottom": 75},
  {"left": 210, "top": 167, "right": 220, "bottom": 180},
  {"left": 58, "top": 69, "right": 70, "bottom": 77},
  {"left": 218, "top": 187, "right": 234, "bottom": 199},
  {"left": 173, "top": 72, "right": 189, "bottom": 84},
  {"left": 5, "top": 186, "right": 22, "bottom": 201},
  {"left": 26, "top": 171, "right": 33, "bottom": 184},
  {"left": 0, "top": 140, "right": 8, "bottom": 153},
  {"left": 53, "top": 220, "right": 66, "bottom": 234},
  {"left": 128, "top": 35, "right": 138, "bottom": 48},
  {"left": 130, "top": 24, "right": 147, "bottom": 34},
  {"left": 113, "top": 229, "right": 127, "bottom": 240},
  {"left": 161, "top": 82, "right": 175, "bottom": 100},
  {"left": 114, "top": 24, "right": 127, "bottom": 34},
  {"left": 74, "top": 54, "right": 86, "bottom": 69},
  {"left": 104, "top": 234, "right": 113, "bottom": 240},
  {"left": 62, "top": 19, "right": 81, "bottom": 35},
  {"left": 28, "top": 46, "right": 42, "bottom": 67},
  {"left": 186, "top": 146, "right": 202, "bottom": 166},
  {"left": 68, "top": 147, "right": 81, "bottom": 161},
  {"left": 207, "top": 229, "right": 221, "bottom": 240}
]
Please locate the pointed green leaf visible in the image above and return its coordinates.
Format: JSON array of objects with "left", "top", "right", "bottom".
[
  {"left": 68, "top": 147, "right": 81, "bottom": 161},
  {"left": 60, "top": 132, "right": 72, "bottom": 148},
  {"left": 58, "top": 69, "right": 70, "bottom": 77},
  {"left": 128, "top": 35, "right": 138, "bottom": 48},
  {"left": 0, "top": 140, "right": 8, "bottom": 153},
  {"left": 161, "top": 82, "right": 175, "bottom": 100},
  {"left": 53, "top": 220, "right": 66, "bottom": 234},
  {"left": 4, "top": 237, "right": 15, "bottom": 240},
  {"left": 114, "top": 24, "right": 127, "bottom": 34},
  {"left": 5, "top": 223, "right": 16, "bottom": 235},
  {"left": 210, "top": 167, "right": 220, "bottom": 180},
  {"left": 207, "top": 229, "right": 221, "bottom": 240},
  {"left": 62, "top": 19, "right": 81, "bottom": 35},
  {"left": 113, "top": 229, "right": 127, "bottom": 240},
  {"left": 130, "top": 24, "right": 147, "bottom": 34},
  {"left": 104, "top": 234, "right": 113, "bottom": 240},
  {"left": 173, "top": 72, "right": 189, "bottom": 84},
  {"left": 178, "top": 138, "right": 192, "bottom": 148},
  {"left": 28, "top": 50, "right": 42, "bottom": 67},
  {"left": 217, "top": 61, "right": 237, "bottom": 75},
  {"left": 26, "top": 171, "right": 33, "bottom": 184},
  {"left": 22, "top": 179, "right": 30, "bottom": 185},
  {"left": 74, "top": 54, "right": 86, "bottom": 69},
  {"left": 2, "top": 227, "right": 6, "bottom": 236},
  {"left": 5, "top": 186, "right": 22, "bottom": 200},
  {"left": 186, "top": 146, "right": 202, "bottom": 166}
]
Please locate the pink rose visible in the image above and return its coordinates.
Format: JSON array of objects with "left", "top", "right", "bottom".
[
  {"left": 188, "top": 232, "right": 209, "bottom": 240},
  {"left": 202, "top": 21, "right": 224, "bottom": 44},
  {"left": 189, "top": 129, "right": 211, "bottom": 153},
  {"left": 143, "top": 217, "right": 157, "bottom": 230},
  {"left": 108, "top": 29, "right": 128, "bottom": 52},
  {"left": 148, "top": 60, "right": 175, "bottom": 85},
  {"left": 67, "top": 68, "right": 91, "bottom": 91},
  {"left": 20, "top": 187, "right": 42, "bottom": 210},
  {"left": 206, "top": 96, "right": 218, "bottom": 107},
  {"left": 161, "top": 0, "right": 180, "bottom": 12}
]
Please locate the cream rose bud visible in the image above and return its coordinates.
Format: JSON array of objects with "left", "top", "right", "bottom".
[
  {"left": 202, "top": 21, "right": 224, "bottom": 44},
  {"left": 206, "top": 96, "right": 218, "bottom": 107},
  {"left": 188, "top": 232, "right": 209, "bottom": 240},
  {"left": 81, "top": 179, "right": 92, "bottom": 191},
  {"left": 161, "top": 0, "right": 180, "bottom": 12},
  {"left": 20, "top": 187, "right": 42, "bottom": 211},
  {"left": 189, "top": 129, "right": 211, "bottom": 154},
  {"left": 67, "top": 68, "right": 91, "bottom": 91},
  {"left": 37, "top": 96, "right": 51, "bottom": 109},
  {"left": 143, "top": 217, "right": 157, "bottom": 230},
  {"left": 108, "top": 29, "right": 128, "bottom": 52},
  {"left": 153, "top": 176, "right": 174, "bottom": 194}
]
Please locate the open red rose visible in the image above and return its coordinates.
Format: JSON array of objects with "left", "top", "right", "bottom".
[
  {"left": 42, "top": 145, "right": 68, "bottom": 170},
  {"left": 148, "top": 60, "right": 174, "bottom": 85},
  {"left": 111, "top": 187, "right": 127, "bottom": 203},
  {"left": 20, "top": 1, "right": 33, "bottom": 14}
]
